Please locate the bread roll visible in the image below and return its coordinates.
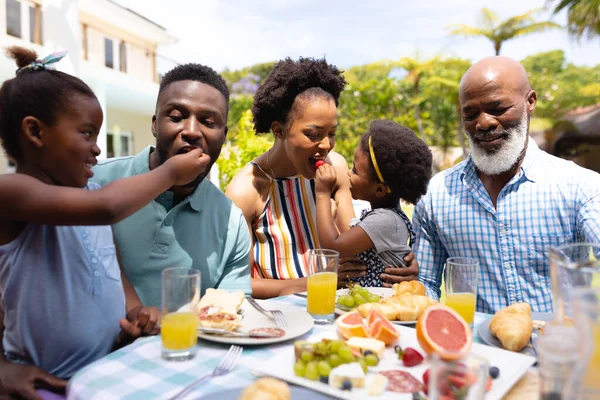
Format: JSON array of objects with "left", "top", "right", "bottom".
[
  {"left": 489, "top": 302, "right": 533, "bottom": 352},
  {"left": 239, "top": 377, "right": 291, "bottom": 400}
]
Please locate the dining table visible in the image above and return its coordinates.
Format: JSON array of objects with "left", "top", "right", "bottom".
[{"left": 66, "top": 294, "right": 539, "bottom": 400}]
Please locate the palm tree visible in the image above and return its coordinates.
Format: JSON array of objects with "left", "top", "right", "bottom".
[
  {"left": 552, "top": 0, "right": 600, "bottom": 40},
  {"left": 447, "top": 8, "right": 562, "bottom": 55}
]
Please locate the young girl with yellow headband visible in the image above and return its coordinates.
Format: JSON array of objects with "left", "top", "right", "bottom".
[{"left": 315, "top": 120, "right": 432, "bottom": 287}]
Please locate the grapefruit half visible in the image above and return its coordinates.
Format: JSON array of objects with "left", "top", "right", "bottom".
[
  {"left": 416, "top": 304, "right": 472, "bottom": 360},
  {"left": 366, "top": 309, "right": 400, "bottom": 345},
  {"left": 335, "top": 311, "right": 368, "bottom": 339}
]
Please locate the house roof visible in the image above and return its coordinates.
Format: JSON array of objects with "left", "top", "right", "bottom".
[{"left": 107, "top": 0, "right": 166, "bottom": 31}]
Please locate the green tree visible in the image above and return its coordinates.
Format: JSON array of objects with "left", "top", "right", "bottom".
[
  {"left": 216, "top": 110, "right": 273, "bottom": 190},
  {"left": 447, "top": 8, "right": 562, "bottom": 55},
  {"left": 552, "top": 0, "right": 600, "bottom": 40}
]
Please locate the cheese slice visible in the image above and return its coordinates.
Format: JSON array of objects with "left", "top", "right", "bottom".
[
  {"left": 329, "top": 362, "right": 365, "bottom": 390},
  {"left": 346, "top": 337, "right": 386, "bottom": 359},
  {"left": 368, "top": 374, "right": 388, "bottom": 396}
]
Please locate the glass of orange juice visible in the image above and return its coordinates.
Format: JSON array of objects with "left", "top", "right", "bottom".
[
  {"left": 443, "top": 257, "right": 478, "bottom": 327},
  {"left": 306, "top": 249, "right": 339, "bottom": 324},
  {"left": 161, "top": 267, "right": 200, "bottom": 361}
]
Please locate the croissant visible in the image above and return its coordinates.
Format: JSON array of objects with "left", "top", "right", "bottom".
[
  {"left": 357, "top": 302, "right": 398, "bottom": 320},
  {"left": 383, "top": 294, "right": 438, "bottom": 321},
  {"left": 489, "top": 302, "right": 533, "bottom": 352},
  {"left": 392, "top": 281, "right": 426, "bottom": 297}
]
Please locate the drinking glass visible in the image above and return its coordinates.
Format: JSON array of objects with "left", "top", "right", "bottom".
[
  {"left": 428, "top": 353, "right": 489, "bottom": 400},
  {"left": 548, "top": 243, "right": 600, "bottom": 322},
  {"left": 444, "top": 257, "right": 479, "bottom": 326},
  {"left": 161, "top": 267, "right": 201, "bottom": 361},
  {"left": 306, "top": 249, "right": 339, "bottom": 324},
  {"left": 563, "top": 287, "right": 600, "bottom": 400},
  {"left": 537, "top": 321, "right": 580, "bottom": 400}
]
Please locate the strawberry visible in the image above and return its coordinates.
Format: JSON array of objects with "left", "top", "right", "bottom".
[
  {"left": 314, "top": 160, "right": 325, "bottom": 168},
  {"left": 422, "top": 369, "right": 430, "bottom": 394},
  {"left": 397, "top": 346, "right": 424, "bottom": 367}
]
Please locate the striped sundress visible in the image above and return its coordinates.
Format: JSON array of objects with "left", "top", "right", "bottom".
[{"left": 249, "top": 162, "right": 320, "bottom": 280}]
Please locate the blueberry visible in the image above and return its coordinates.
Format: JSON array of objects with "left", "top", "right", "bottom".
[
  {"left": 363, "top": 350, "right": 374, "bottom": 356},
  {"left": 319, "top": 376, "right": 329, "bottom": 384},
  {"left": 489, "top": 366, "right": 500, "bottom": 379},
  {"left": 341, "top": 379, "right": 353, "bottom": 391}
]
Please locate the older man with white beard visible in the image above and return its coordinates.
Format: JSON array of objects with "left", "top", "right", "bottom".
[{"left": 413, "top": 56, "right": 600, "bottom": 314}]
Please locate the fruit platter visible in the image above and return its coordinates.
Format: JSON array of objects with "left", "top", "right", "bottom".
[{"left": 254, "top": 305, "right": 536, "bottom": 400}]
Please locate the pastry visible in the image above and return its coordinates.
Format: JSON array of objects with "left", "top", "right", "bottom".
[
  {"left": 357, "top": 302, "right": 397, "bottom": 320},
  {"left": 239, "top": 377, "right": 290, "bottom": 400},
  {"left": 489, "top": 302, "right": 533, "bottom": 352},
  {"left": 382, "top": 294, "right": 438, "bottom": 321},
  {"left": 392, "top": 281, "right": 426, "bottom": 297}
]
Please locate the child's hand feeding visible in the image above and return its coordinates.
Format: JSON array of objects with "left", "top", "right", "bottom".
[
  {"left": 165, "top": 148, "right": 211, "bottom": 186},
  {"left": 315, "top": 162, "right": 337, "bottom": 194}
]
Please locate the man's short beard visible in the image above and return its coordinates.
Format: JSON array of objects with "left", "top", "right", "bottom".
[{"left": 468, "top": 110, "right": 528, "bottom": 176}]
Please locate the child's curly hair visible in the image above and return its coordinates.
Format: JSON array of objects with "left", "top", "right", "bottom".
[
  {"left": 252, "top": 57, "right": 347, "bottom": 134},
  {"left": 360, "top": 120, "right": 432, "bottom": 204}
]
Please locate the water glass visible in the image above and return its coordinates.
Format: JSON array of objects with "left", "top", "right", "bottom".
[
  {"left": 563, "top": 287, "right": 600, "bottom": 400},
  {"left": 161, "top": 267, "right": 201, "bottom": 361},
  {"left": 548, "top": 243, "right": 600, "bottom": 322},
  {"left": 537, "top": 321, "right": 581, "bottom": 399},
  {"left": 306, "top": 249, "right": 339, "bottom": 324},
  {"left": 428, "top": 353, "right": 489, "bottom": 400},
  {"left": 444, "top": 257, "right": 479, "bottom": 326}
]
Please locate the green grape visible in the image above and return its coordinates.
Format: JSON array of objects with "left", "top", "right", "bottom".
[
  {"left": 328, "top": 353, "right": 342, "bottom": 368},
  {"left": 339, "top": 295, "right": 354, "bottom": 308},
  {"left": 365, "top": 354, "right": 379, "bottom": 367},
  {"left": 357, "top": 357, "right": 368, "bottom": 373},
  {"left": 353, "top": 293, "right": 366, "bottom": 306},
  {"left": 313, "top": 341, "right": 327, "bottom": 356},
  {"left": 305, "top": 361, "right": 319, "bottom": 381},
  {"left": 317, "top": 360, "right": 332, "bottom": 377},
  {"left": 301, "top": 350, "right": 314, "bottom": 363},
  {"left": 293, "top": 360, "right": 306, "bottom": 377},
  {"left": 354, "top": 286, "right": 368, "bottom": 296},
  {"left": 367, "top": 293, "right": 380, "bottom": 303},
  {"left": 328, "top": 340, "right": 344, "bottom": 354},
  {"left": 338, "top": 346, "right": 355, "bottom": 362}
]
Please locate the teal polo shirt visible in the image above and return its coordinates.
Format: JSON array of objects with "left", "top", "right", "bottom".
[{"left": 91, "top": 146, "right": 251, "bottom": 308}]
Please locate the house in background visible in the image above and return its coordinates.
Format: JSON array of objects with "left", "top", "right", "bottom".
[{"left": 0, "top": 0, "right": 176, "bottom": 174}]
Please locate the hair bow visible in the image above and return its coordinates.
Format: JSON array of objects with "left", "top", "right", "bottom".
[{"left": 16, "top": 50, "right": 68, "bottom": 74}]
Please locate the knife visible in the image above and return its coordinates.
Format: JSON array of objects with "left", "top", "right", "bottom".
[{"left": 197, "top": 327, "right": 282, "bottom": 338}]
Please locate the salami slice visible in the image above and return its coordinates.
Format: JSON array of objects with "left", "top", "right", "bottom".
[
  {"left": 379, "top": 370, "right": 423, "bottom": 393},
  {"left": 248, "top": 327, "right": 285, "bottom": 338}
]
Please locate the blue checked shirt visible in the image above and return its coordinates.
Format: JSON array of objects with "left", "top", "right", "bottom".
[{"left": 414, "top": 139, "right": 600, "bottom": 314}]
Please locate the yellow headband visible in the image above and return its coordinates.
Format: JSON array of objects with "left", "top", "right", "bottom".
[{"left": 368, "top": 136, "right": 391, "bottom": 194}]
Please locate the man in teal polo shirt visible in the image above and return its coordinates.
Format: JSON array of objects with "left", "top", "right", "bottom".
[{"left": 91, "top": 63, "right": 251, "bottom": 307}]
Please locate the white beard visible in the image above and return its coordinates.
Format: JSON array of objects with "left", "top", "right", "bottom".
[{"left": 467, "top": 111, "right": 528, "bottom": 175}]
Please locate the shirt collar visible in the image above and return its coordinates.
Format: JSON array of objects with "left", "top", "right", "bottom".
[
  {"left": 461, "top": 135, "right": 542, "bottom": 184},
  {"left": 133, "top": 145, "right": 208, "bottom": 212}
]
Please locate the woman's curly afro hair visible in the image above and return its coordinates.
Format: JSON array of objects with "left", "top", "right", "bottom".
[
  {"left": 360, "top": 120, "right": 433, "bottom": 205},
  {"left": 252, "top": 57, "right": 347, "bottom": 134}
]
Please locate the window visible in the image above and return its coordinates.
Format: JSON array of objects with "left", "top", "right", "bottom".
[
  {"left": 106, "top": 132, "right": 132, "bottom": 158},
  {"left": 104, "top": 38, "right": 114, "bottom": 69},
  {"left": 6, "top": 0, "right": 21, "bottom": 38},
  {"left": 28, "top": 4, "right": 42, "bottom": 44},
  {"left": 119, "top": 41, "right": 127, "bottom": 73}
]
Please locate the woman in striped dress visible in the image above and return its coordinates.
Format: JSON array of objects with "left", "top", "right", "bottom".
[{"left": 226, "top": 58, "right": 357, "bottom": 299}]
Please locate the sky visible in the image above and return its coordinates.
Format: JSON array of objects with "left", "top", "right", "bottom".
[{"left": 115, "top": 0, "right": 600, "bottom": 74}]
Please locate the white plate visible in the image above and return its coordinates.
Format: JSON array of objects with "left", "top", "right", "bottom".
[
  {"left": 197, "top": 299, "right": 314, "bottom": 346},
  {"left": 253, "top": 325, "right": 536, "bottom": 400},
  {"left": 334, "top": 288, "right": 417, "bottom": 325},
  {"left": 478, "top": 311, "right": 554, "bottom": 356}
]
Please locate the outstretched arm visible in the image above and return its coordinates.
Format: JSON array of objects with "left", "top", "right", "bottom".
[
  {"left": 0, "top": 148, "right": 209, "bottom": 226},
  {"left": 315, "top": 163, "right": 373, "bottom": 258},
  {"left": 329, "top": 152, "right": 355, "bottom": 233}
]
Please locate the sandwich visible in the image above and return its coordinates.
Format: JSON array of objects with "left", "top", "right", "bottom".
[{"left": 197, "top": 288, "right": 245, "bottom": 331}]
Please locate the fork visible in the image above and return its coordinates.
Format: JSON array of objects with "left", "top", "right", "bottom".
[
  {"left": 168, "top": 345, "right": 243, "bottom": 400},
  {"left": 246, "top": 297, "right": 288, "bottom": 328}
]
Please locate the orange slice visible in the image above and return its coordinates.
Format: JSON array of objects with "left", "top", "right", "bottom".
[
  {"left": 335, "top": 310, "right": 368, "bottom": 339},
  {"left": 416, "top": 304, "right": 472, "bottom": 360},
  {"left": 366, "top": 309, "right": 400, "bottom": 345}
]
